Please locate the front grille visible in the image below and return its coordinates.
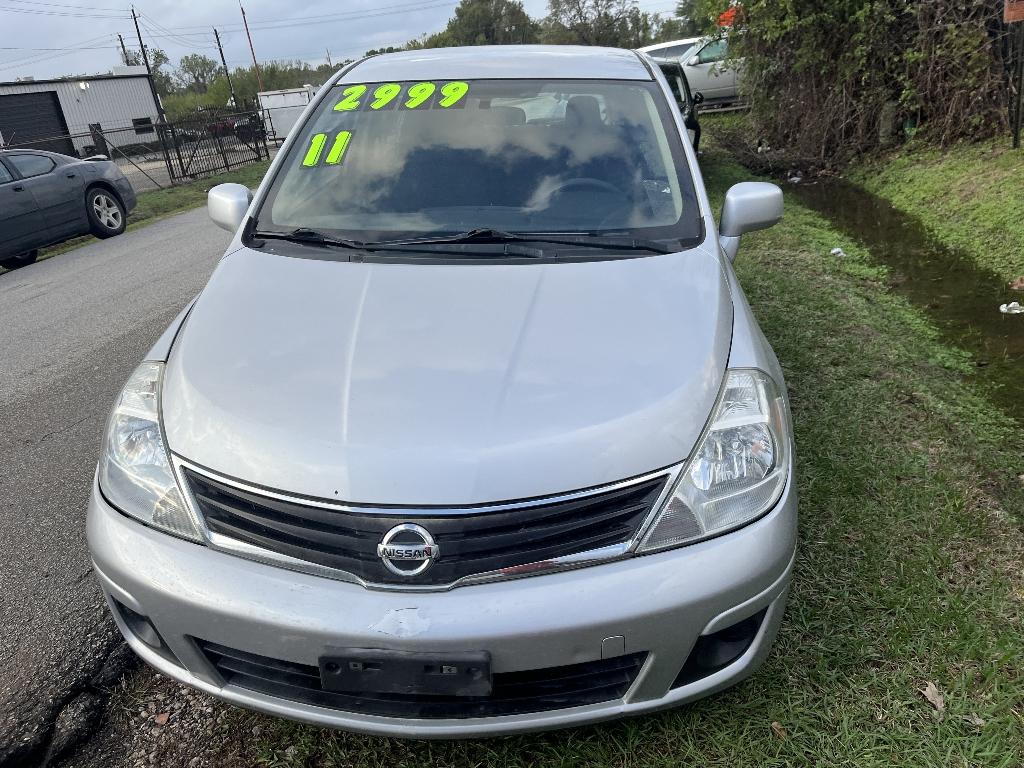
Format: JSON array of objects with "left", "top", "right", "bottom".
[
  {"left": 184, "top": 468, "right": 665, "bottom": 586},
  {"left": 198, "top": 639, "right": 646, "bottom": 719}
]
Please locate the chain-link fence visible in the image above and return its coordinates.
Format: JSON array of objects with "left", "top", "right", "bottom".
[{"left": 1, "top": 110, "right": 270, "bottom": 192}]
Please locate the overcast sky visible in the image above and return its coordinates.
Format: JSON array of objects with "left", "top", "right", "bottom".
[{"left": 0, "top": 0, "right": 678, "bottom": 82}]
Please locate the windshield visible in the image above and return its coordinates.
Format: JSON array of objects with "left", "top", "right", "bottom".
[{"left": 254, "top": 78, "right": 701, "bottom": 246}]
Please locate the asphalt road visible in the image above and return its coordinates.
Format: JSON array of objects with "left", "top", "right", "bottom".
[{"left": 0, "top": 209, "right": 231, "bottom": 765}]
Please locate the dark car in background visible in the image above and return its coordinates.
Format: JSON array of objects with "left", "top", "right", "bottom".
[
  {"left": 0, "top": 149, "right": 136, "bottom": 270},
  {"left": 232, "top": 114, "right": 266, "bottom": 144},
  {"left": 654, "top": 59, "right": 703, "bottom": 152}
]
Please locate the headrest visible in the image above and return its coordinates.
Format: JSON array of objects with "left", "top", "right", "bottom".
[{"left": 565, "top": 95, "right": 603, "bottom": 131}]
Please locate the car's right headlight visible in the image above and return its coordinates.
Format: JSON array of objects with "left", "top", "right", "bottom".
[
  {"left": 98, "top": 361, "right": 202, "bottom": 542},
  {"left": 636, "top": 368, "right": 791, "bottom": 552}
]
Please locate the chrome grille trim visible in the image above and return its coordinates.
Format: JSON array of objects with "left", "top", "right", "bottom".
[{"left": 172, "top": 456, "right": 682, "bottom": 592}]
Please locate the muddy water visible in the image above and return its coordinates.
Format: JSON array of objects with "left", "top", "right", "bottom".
[{"left": 788, "top": 179, "right": 1023, "bottom": 422}]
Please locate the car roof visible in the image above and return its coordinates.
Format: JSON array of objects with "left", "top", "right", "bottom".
[
  {"left": 637, "top": 37, "right": 701, "bottom": 53},
  {"left": 0, "top": 148, "right": 71, "bottom": 161},
  {"left": 340, "top": 45, "right": 653, "bottom": 83}
]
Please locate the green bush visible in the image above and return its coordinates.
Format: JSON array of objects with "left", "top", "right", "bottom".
[{"left": 727, "top": 0, "right": 1012, "bottom": 168}]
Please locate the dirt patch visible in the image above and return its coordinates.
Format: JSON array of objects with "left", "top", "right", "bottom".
[{"left": 57, "top": 670, "right": 260, "bottom": 768}]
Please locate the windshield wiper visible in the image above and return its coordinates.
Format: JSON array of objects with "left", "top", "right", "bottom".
[
  {"left": 374, "top": 229, "right": 679, "bottom": 254},
  {"left": 250, "top": 227, "right": 680, "bottom": 257},
  {"left": 251, "top": 227, "right": 368, "bottom": 250},
  {"left": 250, "top": 227, "right": 545, "bottom": 258}
]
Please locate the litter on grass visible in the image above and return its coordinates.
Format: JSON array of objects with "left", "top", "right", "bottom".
[
  {"left": 830, "top": 247, "right": 846, "bottom": 257},
  {"left": 999, "top": 301, "right": 1024, "bottom": 315}
]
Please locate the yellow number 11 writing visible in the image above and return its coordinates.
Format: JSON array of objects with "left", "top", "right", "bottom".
[{"left": 302, "top": 131, "right": 353, "bottom": 167}]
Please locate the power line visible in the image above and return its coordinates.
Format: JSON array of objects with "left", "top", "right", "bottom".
[
  {"left": 137, "top": 9, "right": 215, "bottom": 40},
  {"left": 137, "top": 22, "right": 218, "bottom": 52},
  {"left": 0, "top": 32, "right": 116, "bottom": 71},
  {"left": 133, "top": 0, "right": 459, "bottom": 34},
  {"left": 0, "top": 44, "right": 116, "bottom": 51},
  {"left": 0, "top": 46, "right": 118, "bottom": 72},
  {"left": 136, "top": 10, "right": 219, "bottom": 50},
  {"left": 0, "top": 4, "right": 128, "bottom": 18},
  {"left": 237, "top": 2, "right": 459, "bottom": 34},
  {"left": 2, "top": 0, "right": 128, "bottom": 9}
]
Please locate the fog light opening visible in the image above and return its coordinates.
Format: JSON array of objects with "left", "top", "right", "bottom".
[
  {"left": 111, "top": 598, "right": 180, "bottom": 664},
  {"left": 672, "top": 608, "right": 767, "bottom": 689}
]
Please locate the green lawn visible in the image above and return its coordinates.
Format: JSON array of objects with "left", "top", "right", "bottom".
[
  {"left": 126, "top": 161, "right": 271, "bottom": 224},
  {"left": 0, "top": 160, "right": 271, "bottom": 275},
  {"left": 846, "top": 138, "right": 1024, "bottom": 284},
  {"left": 234, "top": 151, "right": 1024, "bottom": 766}
]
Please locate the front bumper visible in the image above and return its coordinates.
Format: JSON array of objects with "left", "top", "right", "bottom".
[
  {"left": 113, "top": 176, "right": 137, "bottom": 213},
  {"left": 88, "top": 476, "right": 796, "bottom": 738}
]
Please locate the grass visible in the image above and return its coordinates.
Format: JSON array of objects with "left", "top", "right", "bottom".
[
  {"left": 209, "top": 147, "right": 1023, "bottom": 766},
  {"left": 0, "top": 160, "right": 271, "bottom": 275},
  {"left": 846, "top": 137, "right": 1024, "bottom": 284}
]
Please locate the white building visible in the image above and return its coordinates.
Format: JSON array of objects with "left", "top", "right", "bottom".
[{"left": 0, "top": 67, "right": 160, "bottom": 157}]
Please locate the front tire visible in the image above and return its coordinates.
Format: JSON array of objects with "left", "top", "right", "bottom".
[
  {"left": 86, "top": 188, "right": 126, "bottom": 238},
  {"left": 0, "top": 249, "right": 39, "bottom": 270}
]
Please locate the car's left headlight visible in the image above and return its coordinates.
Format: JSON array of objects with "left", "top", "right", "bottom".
[
  {"left": 636, "top": 368, "right": 791, "bottom": 552},
  {"left": 98, "top": 361, "right": 202, "bottom": 542}
]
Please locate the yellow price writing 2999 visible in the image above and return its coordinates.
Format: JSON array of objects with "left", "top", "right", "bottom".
[{"left": 333, "top": 81, "right": 469, "bottom": 112}]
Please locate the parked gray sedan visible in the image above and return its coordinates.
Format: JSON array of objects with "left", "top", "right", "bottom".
[
  {"left": 88, "top": 45, "right": 795, "bottom": 737},
  {"left": 0, "top": 149, "right": 136, "bottom": 270}
]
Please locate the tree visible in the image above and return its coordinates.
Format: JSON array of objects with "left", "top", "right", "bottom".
[
  {"left": 447, "top": 0, "right": 538, "bottom": 44},
  {"left": 122, "top": 46, "right": 174, "bottom": 97},
  {"left": 734, "top": 0, "right": 1009, "bottom": 166},
  {"left": 365, "top": 46, "right": 403, "bottom": 56},
  {"left": 175, "top": 54, "right": 221, "bottom": 94},
  {"left": 408, "top": 0, "right": 539, "bottom": 48},
  {"left": 665, "top": 0, "right": 717, "bottom": 37},
  {"left": 542, "top": 0, "right": 660, "bottom": 47}
]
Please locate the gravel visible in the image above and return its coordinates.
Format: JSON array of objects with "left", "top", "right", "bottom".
[{"left": 57, "top": 672, "right": 261, "bottom": 768}]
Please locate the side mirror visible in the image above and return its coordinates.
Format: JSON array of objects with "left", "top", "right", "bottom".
[
  {"left": 687, "top": 56, "right": 700, "bottom": 67},
  {"left": 208, "top": 183, "right": 253, "bottom": 233},
  {"left": 693, "top": 91, "right": 705, "bottom": 106},
  {"left": 719, "top": 182, "right": 783, "bottom": 261}
]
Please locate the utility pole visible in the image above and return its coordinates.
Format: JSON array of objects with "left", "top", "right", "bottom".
[
  {"left": 213, "top": 28, "right": 239, "bottom": 110},
  {"left": 1009, "top": 0, "right": 1024, "bottom": 148},
  {"left": 117, "top": 34, "right": 129, "bottom": 66},
  {"left": 240, "top": 4, "right": 265, "bottom": 93},
  {"left": 326, "top": 48, "right": 332, "bottom": 68},
  {"left": 131, "top": 5, "right": 172, "bottom": 185},
  {"left": 131, "top": 6, "right": 166, "bottom": 123},
  {"left": 1015, "top": 21, "right": 1024, "bottom": 149}
]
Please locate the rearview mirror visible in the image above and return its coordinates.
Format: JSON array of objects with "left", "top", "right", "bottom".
[
  {"left": 718, "top": 182, "right": 783, "bottom": 261},
  {"left": 693, "top": 91, "right": 705, "bottom": 105},
  {"left": 208, "top": 183, "right": 253, "bottom": 233},
  {"left": 687, "top": 56, "right": 700, "bottom": 67}
]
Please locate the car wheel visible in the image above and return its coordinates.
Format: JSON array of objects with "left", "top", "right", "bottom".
[
  {"left": 87, "top": 188, "right": 126, "bottom": 238},
  {"left": 0, "top": 249, "right": 39, "bottom": 270}
]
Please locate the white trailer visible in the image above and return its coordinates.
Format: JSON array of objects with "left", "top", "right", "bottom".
[{"left": 258, "top": 86, "right": 317, "bottom": 142}]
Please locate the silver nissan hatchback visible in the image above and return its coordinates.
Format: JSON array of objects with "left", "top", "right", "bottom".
[{"left": 88, "top": 45, "right": 796, "bottom": 737}]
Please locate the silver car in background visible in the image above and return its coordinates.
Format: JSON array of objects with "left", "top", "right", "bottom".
[
  {"left": 88, "top": 45, "right": 795, "bottom": 737},
  {"left": 682, "top": 37, "right": 743, "bottom": 103}
]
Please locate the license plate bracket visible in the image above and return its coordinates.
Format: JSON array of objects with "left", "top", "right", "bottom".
[{"left": 318, "top": 648, "right": 492, "bottom": 696}]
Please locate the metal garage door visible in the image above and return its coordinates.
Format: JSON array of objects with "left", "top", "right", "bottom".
[{"left": 0, "top": 91, "right": 75, "bottom": 155}]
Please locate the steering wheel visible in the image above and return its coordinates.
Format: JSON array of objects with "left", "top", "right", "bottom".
[{"left": 547, "top": 178, "right": 623, "bottom": 198}]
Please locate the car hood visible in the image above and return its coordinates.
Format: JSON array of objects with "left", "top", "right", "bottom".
[{"left": 162, "top": 245, "right": 732, "bottom": 505}]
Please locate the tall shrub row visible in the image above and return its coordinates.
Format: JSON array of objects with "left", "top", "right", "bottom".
[{"left": 727, "top": 0, "right": 1013, "bottom": 167}]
